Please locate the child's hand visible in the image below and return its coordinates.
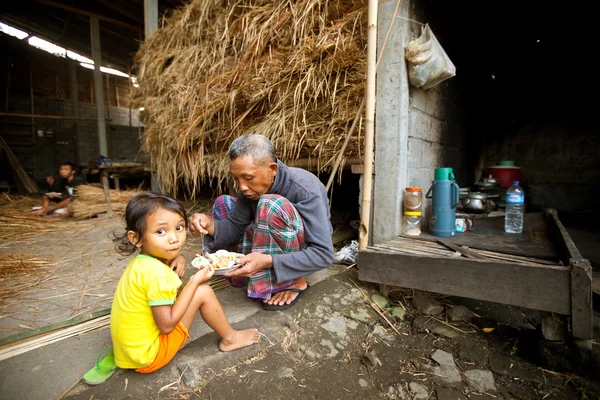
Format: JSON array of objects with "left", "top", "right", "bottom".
[
  {"left": 169, "top": 256, "right": 186, "bottom": 278},
  {"left": 191, "top": 264, "right": 214, "bottom": 284}
]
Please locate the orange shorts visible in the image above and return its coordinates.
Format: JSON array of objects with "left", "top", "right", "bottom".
[{"left": 135, "top": 323, "right": 190, "bottom": 374}]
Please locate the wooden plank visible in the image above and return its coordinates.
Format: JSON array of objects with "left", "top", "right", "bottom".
[
  {"left": 545, "top": 208, "right": 582, "bottom": 264},
  {"left": 570, "top": 258, "right": 593, "bottom": 342},
  {"left": 0, "top": 308, "right": 110, "bottom": 347},
  {"left": 404, "top": 213, "right": 559, "bottom": 260},
  {"left": 358, "top": 249, "right": 571, "bottom": 314}
]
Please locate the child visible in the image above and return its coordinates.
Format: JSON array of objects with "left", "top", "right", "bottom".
[{"left": 83, "top": 192, "right": 260, "bottom": 384}]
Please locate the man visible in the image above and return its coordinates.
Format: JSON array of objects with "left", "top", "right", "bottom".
[
  {"left": 190, "top": 134, "right": 334, "bottom": 310},
  {"left": 32, "top": 162, "right": 86, "bottom": 216}
]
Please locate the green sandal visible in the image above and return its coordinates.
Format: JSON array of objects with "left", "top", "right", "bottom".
[{"left": 82, "top": 347, "right": 118, "bottom": 385}]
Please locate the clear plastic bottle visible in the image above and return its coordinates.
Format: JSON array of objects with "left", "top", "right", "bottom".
[{"left": 504, "top": 181, "right": 525, "bottom": 233}]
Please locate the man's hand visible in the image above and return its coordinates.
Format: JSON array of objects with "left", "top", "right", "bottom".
[
  {"left": 169, "top": 256, "right": 186, "bottom": 278},
  {"left": 189, "top": 213, "right": 214, "bottom": 237},
  {"left": 226, "top": 252, "right": 272, "bottom": 278}
]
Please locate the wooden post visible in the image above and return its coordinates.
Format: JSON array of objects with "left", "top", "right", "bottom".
[
  {"left": 101, "top": 169, "right": 113, "bottom": 216},
  {"left": 29, "top": 68, "right": 36, "bottom": 178},
  {"left": 105, "top": 74, "right": 112, "bottom": 157},
  {"left": 359, "top": 0, "right": 378, "bottom": 250},
  {"left": 90, "top": 16, "right": 108, "bottom": 157},
  {"left": 69, "top": 61, "right": 81, "bottom": 166}
]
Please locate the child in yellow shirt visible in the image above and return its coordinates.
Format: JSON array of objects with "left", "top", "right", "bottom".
[{"left": 83, "top": 192, "right": 259, "bottom": 384}]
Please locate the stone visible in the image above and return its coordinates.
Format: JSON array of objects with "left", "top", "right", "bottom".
[
  {"left": 412, "top": 293, "right": 443, "bottom": 316},
  {"left": 413, "top": 315, "right": 459, "bottom": 339},
  {"left": 372, "top": 325, "right": 394, "bottom": 341},
  {"left": 320, "top": 339, "right": 340, "bottom": 358},
  {"left": 431, "top": 349, "right": 455, "bottom": 367},
  {"left": 448, "top": 305, "right": 475, "bottom": 322},
  {"left": 436, "top": 388, "right": 467, "bottom": 400},
  {"left": 320, "top": 313, "right": 347, "bottom": 338},
  {"left": 387, "top": 384, "right": 409, "bottom": 400},
  {"left": 305, "top": 350, "right": 317, "bottom": 361},
  {"left": 430, "top": 350, "right": 462, "bottom": 384},
  {"left": 358, "top": 378, "right": 369, "bottom": 388},
  {"left": 390, "top": 306, "right": 406, "bottom": 321},
  {"left": 409, "top": 382, "right": 428, "bottom": 399},
  {"left": 176, "top": 364, "right": 200, "bottom": 388},
  {"left": 277, "top": 367, "right": 295, "bottom": 379},
  {"left": 464, "top": 370, "right": 497, "bottom": 392},
  {"left": 290, "top": 342, "right": 300, "bottom": 352},
  {"left": 348, "top": 307, "right": 378, "bottom": 325},
  {"left": 372, "top": 293, "right": 390, "bottom": 309},
  {"left": 322, "top": 296, "right": 332, "bottom": 305},
  {"left": 541, "top": 316, "right": 567, "bottom": 342}
]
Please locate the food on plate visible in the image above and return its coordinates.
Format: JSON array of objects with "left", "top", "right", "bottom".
[{"left": 192, "top": 250, "right": 244, "bottom": 270}]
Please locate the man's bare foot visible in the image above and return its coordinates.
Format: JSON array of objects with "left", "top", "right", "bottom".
[
  {"left": 263, "top": 278, "right": 308, "bottom": 306},
  {"left": 219, "top": 328, "right": 260, "bottom": 352}
]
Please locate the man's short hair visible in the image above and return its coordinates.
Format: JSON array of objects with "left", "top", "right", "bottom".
[
  {"left": 229, "top": 134, "right": 277, "bottom": 166},
  {"left": 61, "top": 162, "right": 76, "bottom": 171}
]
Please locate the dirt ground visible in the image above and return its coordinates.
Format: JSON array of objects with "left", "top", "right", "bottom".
[{"left": 65, "top": 266, "right": 600, "bottom": 400}]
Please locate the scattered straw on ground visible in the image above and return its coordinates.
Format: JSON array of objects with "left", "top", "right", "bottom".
[
  {"left": 133, "top": 0, "right": 368, "bottom": 197},
  {"left": 0, "top": 254, "right": 56, "bottom": 306}
]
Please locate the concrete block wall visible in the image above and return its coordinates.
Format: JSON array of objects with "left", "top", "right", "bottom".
[
  {"left": 478, "top": 122, "right": 599, "bottom": 216},
  {"left": 407, "top": 82, "right": 467, "bottom": 226}
]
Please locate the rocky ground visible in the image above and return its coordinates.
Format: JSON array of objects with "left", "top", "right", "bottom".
[{"left": 66, "top": 266, "right": 600, "bottom": 400}]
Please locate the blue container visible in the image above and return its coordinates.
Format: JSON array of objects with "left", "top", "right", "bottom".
[{"left": 426, "top": 169, "right": 460, "bottom": 237}]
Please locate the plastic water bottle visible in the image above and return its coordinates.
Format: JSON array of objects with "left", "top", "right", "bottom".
[{"left": 505, "top": 181, "right": 525, "bottom": 233}]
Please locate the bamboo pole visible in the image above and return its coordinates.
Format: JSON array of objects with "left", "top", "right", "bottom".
[{"left": 359, "top": 0, "right": 378, "bottom": 250}]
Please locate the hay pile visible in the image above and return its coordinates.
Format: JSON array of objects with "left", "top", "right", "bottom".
[
  {"left": 133, "top": 0, "right": 368, "bottom": 197},
  {"left": 69, "top": 185, "right": 141, "bottom": 219}
]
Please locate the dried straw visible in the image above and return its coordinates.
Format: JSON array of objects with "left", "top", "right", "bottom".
[
  {"left": 0, "top": 255, "right": 56, "bottom": 305},
  {"left": 69, "top": 185, "right": 141, "bottom": 219},
  {"left": 133, "top": 0, "right": 368, "bottom": 197}
]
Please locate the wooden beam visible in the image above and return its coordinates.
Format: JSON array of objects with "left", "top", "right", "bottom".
[
  {"left": 97, "top": 0, "right": 143, "bottom": 23},
  {"left": 0, "top": 112, "right": 104, "bottom": 121},
  {"left": 358, "top": 248, "right": 571, "bottom": 315},
  {"left": 36, "top": 0, "right": 141, "bottom": 31}
]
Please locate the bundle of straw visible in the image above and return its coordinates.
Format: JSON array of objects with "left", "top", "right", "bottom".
[
  {"left": 69, "top": 185, "right": 141, "bottom": 219},
  {"left": 133, "top": 0, "right": 368, "bottom": 197}
]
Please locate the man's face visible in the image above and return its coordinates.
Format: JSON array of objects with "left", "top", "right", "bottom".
[
  {"left": 58, "top": 165, "right": 74, "bottom": 179},
  {"left": 229, "top": 155, "right": 278, "bottom": 200}
]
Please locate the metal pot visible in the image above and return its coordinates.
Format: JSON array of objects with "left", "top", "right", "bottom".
[{"left": 461, "top": 192, "right": 491, "bottom": 212}]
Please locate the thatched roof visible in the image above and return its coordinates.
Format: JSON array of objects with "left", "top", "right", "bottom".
[{"left": 133, "top": 0, "right": 367, "bottom": 197}]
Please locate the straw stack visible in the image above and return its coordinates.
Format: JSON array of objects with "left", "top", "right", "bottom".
[
  {"left": 133, "top": 0, "right": 368, "bottom": 197},
  {"left": 69, "top": 185, "right": 140, "bottom": 219}
]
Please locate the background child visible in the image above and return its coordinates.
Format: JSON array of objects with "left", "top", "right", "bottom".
[{"left": 86, "top": 192, "right": 259, "bottom": 383}]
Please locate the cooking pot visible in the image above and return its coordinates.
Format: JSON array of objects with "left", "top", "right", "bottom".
[
  {"left": 488, "top": 164, "right": 521, "bottom": 188},
  {"left": 461, "top": 192, "right": 498, "bottom": 212}
]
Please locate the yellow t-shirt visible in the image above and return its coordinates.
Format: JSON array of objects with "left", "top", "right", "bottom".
[{"left": 110, "top": 254, "right": 182, "bottom": 369}]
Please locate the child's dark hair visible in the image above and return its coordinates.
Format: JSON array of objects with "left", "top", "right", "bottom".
[{"left": 113, "top": 192, "right": 188, "bottom": 256}]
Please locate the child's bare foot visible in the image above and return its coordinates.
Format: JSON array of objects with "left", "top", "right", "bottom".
[{"left": 219, "top": 328, "right": 260, "bottom": 352}]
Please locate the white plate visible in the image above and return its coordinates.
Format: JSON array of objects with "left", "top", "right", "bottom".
[
  {"left": 212, "top": 262, "right": 244, "bottom": 276},
  {"left": 191, "top": 252, "right": 245, "bottom": 276}
]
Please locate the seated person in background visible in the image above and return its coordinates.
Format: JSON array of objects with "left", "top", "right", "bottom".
[
  {"left": 190, "top": 134, "right": 334, "bottom": 310},
  {"left": 32, "top": 162, "right": 86, "bottom": 216}
]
